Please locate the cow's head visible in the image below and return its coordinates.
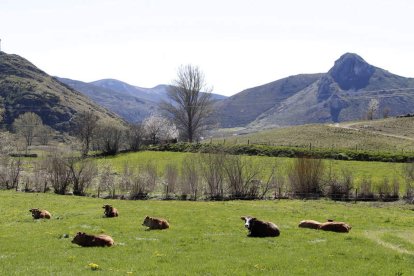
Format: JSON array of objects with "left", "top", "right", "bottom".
[{"left": 241, "top": 216, "right": 256, "bottom": 229}]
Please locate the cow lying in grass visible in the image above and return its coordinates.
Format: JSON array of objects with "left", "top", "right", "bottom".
[
  {"left": 241, "top": 216, "right": 280, "bottom": 237},
  {"left": 102, "top": 204, "right": 118, "bottom": 218},
  {"left": 298, "top": 220, "right": 322, "bottom": 229},
  {"left": 142, "top": 216, "right": 169, "bottom": 230},
  {"left": 298, "top": 219, "right": 352, "bottom": 233},
  {"left": 71, "top": 232, "right": 114, "bottom": 247},
  {"left": 29, "top": 208, "right": 51, "bottom": 219},
  {"left": 319, "top": 220, "right": 352, "bottom": 233}
]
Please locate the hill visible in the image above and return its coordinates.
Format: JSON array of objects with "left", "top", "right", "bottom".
[
  {"left": 209, "top": 117, "right": 414, "bottom": 152},
  {"left": 214, "top": 53, "right": 414, "bottom": 129},
  {"left": 59, "top": 78, "right": 228, "bottom": 123},
  {"left": 0, "top": 51, "right": 123, "bottom": 132}
]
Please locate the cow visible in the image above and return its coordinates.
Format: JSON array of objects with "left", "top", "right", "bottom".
[
  {"left": 71, "top": 232, "right": 114, "bottom": 247},
  {"left": 102, "top": 204, "right": 118, "bottom": 218},
  {"left": 241, "top": 216, "right": 280, "bottom": 237},
  {"left": 298, "top": 220, "right": 322, "bottom": 229},
  {"left": 29, "top": 208, "right": 51, "bottom": 219},
  {"left": 142, "top": 216, "right": 169, "bottom": 230},
  {"left": 318, "top": 220, "right": 352, "bottom": 233}
]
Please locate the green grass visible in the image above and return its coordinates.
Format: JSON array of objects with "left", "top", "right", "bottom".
[
  {"left": 95, "top": 151, "right": 407, "bottom": 190},
  {"left": 1, "top": 191, "right": 414, "bottom": 275},
  {"left": 210, "top": 117, "right": 414, "bottom": 152}
]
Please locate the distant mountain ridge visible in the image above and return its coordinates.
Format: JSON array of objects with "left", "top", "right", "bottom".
[
  {"left": 214, "top": 53, "right": 414, "bottom": 129},
  {"left": 0, "top": 51, "right": 123, "bottom": 132},
  {"left": 59, "top": 78, "right": 227, "bottom": 123}
]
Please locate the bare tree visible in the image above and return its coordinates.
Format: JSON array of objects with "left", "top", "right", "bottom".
[
  {"left": 164, "top": 164, "right": 178, "bottom": 199},
  {"left": 13, "top": 112, "right": 43, "bottom": 154},
  {"left": 160, "top": 65, "right": 214, "bottom": 142},
  {"left": 95, "top": 119, "right": 125, "bottom": 155},
  {"left": 223, "top": 155, "right": 260, "bottom": 199},
  {"left": 125, "top": 123, "right": 144, "bottom": 151},
  {"left": 198, "top": 152, "right": 226, "bottom": 200},
  {"left": 0, "top": 156, "right": 21, "bottom": 190},
  {"left": 98, "top": 164, "right": 117, "bottom": 198},
  {"left": 72, "top": 111, "right": 99, "bottom": 157},
  {"left": 44, "top": 155, "right": 72, "bottom": 195},
  {"left": 181, "top": 156, "right": 200, "bottom": 200},
  {"left": 67, "top": 158, "right": 98, "bottom": 196},
  {"left": 288, "top": 157, "right": 325, "bottom": 198}
]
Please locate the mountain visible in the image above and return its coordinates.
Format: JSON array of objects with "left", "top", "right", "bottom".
[
  {"left": 0, "top": 51, "right": 123, "bottom": 132},
  {"left": 59, "top": 78, "right": 227, "bottom": 123},
  {"left": 57, "top": 78, "right": 159, "bottom": 123},
  {"left": 214, "top": 53, "right": 414, "bottom": 129}
]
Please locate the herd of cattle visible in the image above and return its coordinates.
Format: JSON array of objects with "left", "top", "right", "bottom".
[{"left": 29, "top": 205, "right": 351, "bottom": 247}]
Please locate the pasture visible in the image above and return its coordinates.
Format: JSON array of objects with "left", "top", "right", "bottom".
[
  {"left": 1, "top": 191, "right": 414, "bottom": 275},
  {"left": 95, "top": 151, "right": 407, "bottom": 192}
]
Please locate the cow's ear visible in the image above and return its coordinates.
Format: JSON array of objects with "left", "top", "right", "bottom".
[
  {"left": 251, "top": 217, "right": 257, "bottom": 221},
  {"left": 145, "top": 216, "right": 149, "bottom": 219},
  {"left": 241, "top": 216, "right": 246, "bottom": 220}
]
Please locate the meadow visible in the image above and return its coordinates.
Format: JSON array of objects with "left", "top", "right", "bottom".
[
  {"left": 1, "top": 191, "right": 414, "bottom": 275},
  {"left": 210, "top": 117, "right": 414, "bottom": 152},
  {"left": 95, "top": 151, "right": 408, "bottom": 192}
]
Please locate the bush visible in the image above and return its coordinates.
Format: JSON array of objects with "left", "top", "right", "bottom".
[{"left": 288, "top": 157, "right": 324, "bottom": 199}]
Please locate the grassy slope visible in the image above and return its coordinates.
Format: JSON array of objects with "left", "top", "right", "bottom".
[
  {"left": 96, "top": 151, "right": 406, "bottom": 189},
  {"left": 210, "top": 117, "right": 414, "bottom": 152},
  {"left": 1, "top": 191, "right": 414, "bottom": 275}
]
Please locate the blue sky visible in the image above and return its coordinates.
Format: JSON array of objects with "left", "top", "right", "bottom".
[{"left": 1, "top": 0, "right": 413, "bottom": 96}]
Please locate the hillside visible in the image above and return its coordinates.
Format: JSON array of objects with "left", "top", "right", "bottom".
[
  {"left": 59, "top": 78, "right": 227, "bottom": 123},
  {"left": 209, "top": 117, "right": 414, "bottom": 152},
  {"left": 0, "top": 51, "right": 123, "bottom": 132},
  {"left": 57, "top": 78, "right": 158, "bottom": 123},
  {"left": 214, "top": 53, "right": 414, "bottom": 129}
]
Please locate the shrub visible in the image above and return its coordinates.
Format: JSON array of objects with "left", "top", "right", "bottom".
[{"left": 288, "top": 157, "right": 324, "bottom": 199}]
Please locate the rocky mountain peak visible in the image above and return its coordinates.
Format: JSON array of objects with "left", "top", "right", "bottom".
[{"left": 328, "top": 52, "right": 375, "bottom": 90}]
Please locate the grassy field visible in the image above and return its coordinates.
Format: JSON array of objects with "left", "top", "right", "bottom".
[
  {"left": 95, "top": 151, "right": 407, "bottom": 191},
  {"left": 209, "top": 117, "right": 414, "bottom": 152},
  {"left": 1, "top": 191, "right": 414, "bottom": 275}
]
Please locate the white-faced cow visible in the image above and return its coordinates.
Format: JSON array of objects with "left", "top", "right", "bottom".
[{"left": 241, "top": 216, "right": 280, "bottom": 237}]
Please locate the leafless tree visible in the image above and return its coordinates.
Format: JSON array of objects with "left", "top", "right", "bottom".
[
  {"left": 164, "top": 164, "right": 178, "bottom": 199},
  {"left": 160, "top": 65, "right": 214, "bottom": 142},
  {"left": 13, "top": 112, "right": 44, "bottom": 154},
  {"left": 402, "top": 162, "right": 414, "bottom": 198},
  {"left": 0, "top": 156, "right": 21, "bottom": 190},
  {"left": 125, "top": 123, "right": 144, "bottom": 151},
  {"left": 198, "top": 152, "right": 226, "bottom": 199},
  {"left": 67, "top": 157, "right": 98, "bottom": 196},
  {"left": 44, "top": 154, "right": 72, "bottom": 195},
  {"left": 95, "top": 119, "right": 125, "bottom": 155},
  {"left": 288, "top": 157, "right": 325, "bottom": 198},
  {"left": 223, "top": 155, "right": 261, "bottom": 199},
  {"left": 72, "top": 111, "right": 99, "bottom": 157},
  {"left": 181, "top": 156, "right": 200, "bottom": 200},
  {"left": 98, "top": 164, "right": 117, "bottom": 198}
]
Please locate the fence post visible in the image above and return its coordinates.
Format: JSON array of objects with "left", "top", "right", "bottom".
[
  {"left": 248, "top": 139, "right": 250, "bottom": 145},
  {"left": 354, "top": 188, "right": 358, "bottom": 203},
  {"left": 309, "top": 143, "right": 312, "bottom": 151},
  {"left": 278, "top": 187, "right": 281, "bottom": 200}
]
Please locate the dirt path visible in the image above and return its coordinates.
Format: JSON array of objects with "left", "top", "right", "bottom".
[{"left": 329, "top": 123, "right": 414, "bottom": 141}]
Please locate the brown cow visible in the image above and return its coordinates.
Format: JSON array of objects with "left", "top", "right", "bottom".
[
  {"left": 71, "top": 232, "right": 114, "bottom": 247},
  {"left": 298, "top": 220, "right": 322, "bottom": 229},
  {"left": 142, "top": 216, "right": 169, "bottom": 230},
  {"left": 29, "top": 208, "right": 51, "bottom": 219},
  {"left": 102, "top": 204, "right": 118, "bottom": 217},
  {"left": 318, "top": 221, "right": 352, "bottom": 233},
  {"left": 241, "top": 216, "right": 280, "bottom": 237}
]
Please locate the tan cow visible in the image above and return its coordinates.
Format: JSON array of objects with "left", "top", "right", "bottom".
[
  {"left": 29, "top": 208, "right": 51, "bottom": 219},
  {"left": 318, "top": 221, "right": 352, "bottom": 233},
  {"left": 298, "top": 220, "right": 322, "bottom": 229},
  {"left": 102, "top": 204, "right": 118, "bottom": 217},
  {"left": 142, "top": 216, "right": 169, "bottom": 230},
  {"left": 71, "top": 232, "right": 114, "bottom": 247}
]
